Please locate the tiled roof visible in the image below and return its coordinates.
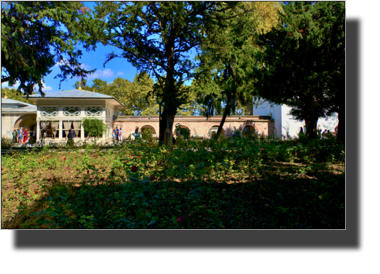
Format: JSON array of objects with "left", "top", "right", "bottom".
[
  {"left": 1, "top": 98, "right": 37, "bottom": 113},
  {"left": 2, "top": 98, "right": 36, "bottom": 107},
  {"left": 27, "top": 89, "right": 114, "bottom": 99},
  {"left": 25, "top": 89, "right": 124, "bottom": 107}
]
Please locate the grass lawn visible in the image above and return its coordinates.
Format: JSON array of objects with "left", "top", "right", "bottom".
[{"left": 1, "top": 137, "right": 345, "bottom": 229}]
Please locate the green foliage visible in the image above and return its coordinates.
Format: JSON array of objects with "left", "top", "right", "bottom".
[
  {"left": 253, "top": 1, "right": 345, "bottom": 140},
  {"left": 175, "top": 125, "right": 190, "bottom": 140},
  {"left": 81, "top": 118, "right": 107, "bottom": 139},
  {"left": 74, "top": 73, "right": 173, "bottom": 116},
  {"left": 1, "top": 2, "right": 96, "bottom": 95},
  {"left": 2, "top": 137, "right": 345, "bottom": 229},
  {"left": 141, "top": 128, "right": 153, "bottom": 142},
  {"left": 91, "top": 2, "right": 242, "bottom": 144},
  {"left": 194, "top": 2, "right": 283, "bottom": 140},
  {"left": 1, "top": 87, "right": 36, "bottom": 105},
  {"left": 1, "top": 138, "right": 13, "bottom": 149}
]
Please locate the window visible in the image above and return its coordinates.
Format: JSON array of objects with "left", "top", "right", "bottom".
[
  {"left": 40, "top": 107, "right": 58, "bottom": 117},
  {"left": 85, "top": 107, "right": 103, "bottom": 117},
  {"left": 63, "top": 107, "right": 81, "bottom": 116},
  {"left": 62, "top": 121, "right": 81, "bottom": 138},
  {"left": 40, "top": 121, "right": 59, "bottom": 138}
]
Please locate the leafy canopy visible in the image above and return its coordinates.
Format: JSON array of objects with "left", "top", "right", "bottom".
[
  {"left": 1, "top": 1, "right": 97, "bottom": 96},
  {"left": 253, "top": 1, "right": 345, "bottom": 139},
  {"left": 92, "top": 1, "right": 241, "bottom": 115}
]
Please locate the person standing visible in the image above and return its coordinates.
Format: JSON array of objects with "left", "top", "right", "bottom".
[
  {"left": 113, "top": 127, "right": 118, "bottom": 142},
  {"left": 118, "top": 127, "right": 123, "bottom": 142},
  {"left": 299, "top": 127, "right": 304, "bottom": 135},
  {"left": 18, "top": 127, "right": 23, "bottom": 144},
  {"left": 23, "top": 128, "right": 28, "bottom": 143},
  {"left": 67, "top": 128, "right": 75, "bottom": 146},
  {"left": 134, "top": 126, "right": 139, "bottom": 137},
  {"left": 12, "top": 129, "right": 18, "bottom": 143}
]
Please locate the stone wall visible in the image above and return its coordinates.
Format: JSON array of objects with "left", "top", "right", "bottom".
[{"left": 114, "top": 115, "right": 274, "bottom": 139}]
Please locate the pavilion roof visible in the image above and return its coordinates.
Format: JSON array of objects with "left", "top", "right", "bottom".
[
  {"left": 25, "top": 89, "right": 124, "bottom": 107},
  {"left": 1, "top": 98, "right": 37, "bottom": 113}
]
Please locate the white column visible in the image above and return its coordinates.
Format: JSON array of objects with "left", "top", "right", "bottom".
[
  {"left": 59, "top": 120, "right": 63, "bottom": 140},
  {"left": 81, "top": 106, "right": 85, "bottom": 140},
  {"left": 81, "top": 123, "right": 85, "bottom": 139},
  {"left": 37, "top": 119, "right": 40, "bottom": 141},
  {"left": 103, "top": 119, "right": 106, "bottom": 139}
]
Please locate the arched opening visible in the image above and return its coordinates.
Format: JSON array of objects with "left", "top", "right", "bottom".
[
  {"left": 14, "top": 114, "right": 37, "bottom": 132},
  {"left": 209, "top": 125, "right": 224, "bottom": 138},
  {"left": 139, "top": 125, "right": 157, "bottom": 140},
  {"left": 243, "top": 125, "right": 255, "bottom": 138},
  {"left": 141, "top": 125, "right": 156, "bottom": 135},
  {"left": 174, "top": 124, "right": 190, "bottom": 139}
]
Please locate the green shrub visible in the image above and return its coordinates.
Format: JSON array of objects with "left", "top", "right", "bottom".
[
  {"left": 81, "top": 118, "right": 108, "bottom": 139},
  {"left": 177, "top": 127, "right": 190, "bottom": 140},
  {"left": 1, "top": 138, "right": 12, "bottom": 149},
  {"left": 142, "top": 128, "right": 153, "bottom": 142}
]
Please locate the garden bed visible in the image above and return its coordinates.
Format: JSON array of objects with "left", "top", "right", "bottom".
[{"left": 1, "top": 138, "right": 345, "bottom": 229}]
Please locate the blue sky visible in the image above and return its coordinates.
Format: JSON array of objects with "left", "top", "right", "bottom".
[{"left": 1, "top": 2, "right": 196, "bottom": 93}]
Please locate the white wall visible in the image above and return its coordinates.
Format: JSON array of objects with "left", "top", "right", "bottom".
[
  {"left": 252, "top": 100, "right": 273, "bottom": 116},
  {"left": 2, "top": 114, "right": 20, "bottom": 139},
  {"left": 281, "top": 105, "right": 305, "bottom": 139},
  {"left": 252, "top": 100, "right": 339, "bottom": 139},
  {"left": 317, "top": 112, "right": 339, "bottom": 133}
]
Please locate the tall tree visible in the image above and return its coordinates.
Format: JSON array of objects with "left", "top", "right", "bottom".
[
  {"left": 73, "top": 73, "right": 160, "bottom": 116},
  {"left": 92, "top": 1, "right": 240, "bottom": 145},
  {"left": 195, "top": 2, "right": 283, "bottom": 140},
  {"left": 1, "top": 1, "right": 96, "bottom": 97},
  {"left": 253, "top": 1, "right": 344, "bottom": 140}
]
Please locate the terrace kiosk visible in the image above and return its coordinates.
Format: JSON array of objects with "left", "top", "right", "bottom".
[
  {"left": 1, "top": 97, "right": 37, "bottom": 139},
  {"left": 27, "top": 87, "right": 124, "bottom": 143}
]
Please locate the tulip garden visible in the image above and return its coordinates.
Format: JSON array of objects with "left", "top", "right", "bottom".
[{"left": 1, "top": 136, "right": 345, "bottom": 229}]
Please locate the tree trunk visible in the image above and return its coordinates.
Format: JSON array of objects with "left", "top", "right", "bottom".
[
  {"left": 158, "top": 108, "right": 176, "bottom": 147},
  {"left": 337, "top": 103, "right": 345, "bottom": 143},
  {"left": 336, "top": 78, "right": 345, "bottom": 143},
  {"left": 305, "top": 116, "right": 319, "bottom": 140},
  {"left": 247, "top": 102, "right": 253, "bottom": 115},
  {"left": 214, "top": 96, "right": 232, "bottom": 141}
]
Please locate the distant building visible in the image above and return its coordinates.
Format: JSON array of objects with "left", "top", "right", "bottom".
[
  {"left": 252, "top": 100, "right": 339, "bottom": 139},
  {"left": 1, "top": 98, "right": 37, "bottom": 139},
  {"left": 26, "top": 87, "right": 124, "bottom": 141},
  {"left": 1, "top": 89, "right": 338, "bottom": 141}
]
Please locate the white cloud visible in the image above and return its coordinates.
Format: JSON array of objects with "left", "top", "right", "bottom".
[
  {"left": 54, "top": 60, "right": 92, "bottom": 71},
  {"left": 2, "top": 80, "right": 20, "bottom": 89},
  {"left": 33, "top": 81, "right": 54, "bottom": 92},
  {"left": 54, "top": 59, "right": 69, "bottom": 67},
  {"left": 42, "top": 86, "right": 54, "bottom": 92},
  {"left": 87, "top": 68, "right": 115, "bottom": 80},
  {"left": 2, "top": 80, "right": 53, "bottom": 92},
  {"left": 117, "top": 71, "right": 124, "bottom": 76},
  {"left": 80, "top": 63, "right": 92, "bottom": 70}
]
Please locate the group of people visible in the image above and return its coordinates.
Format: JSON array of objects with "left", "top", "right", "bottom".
[
  {"left": 112, "top": 126, "right": 124, "bottom": 142},
  {"left": 12, "top": 127, "right": 35, "bottom": 144},
  {"left": 320, "top": 126, "right": 338, "bottom": 139},
  {"left": 299, "top": 125, "right": 338, "bottom": 139}
]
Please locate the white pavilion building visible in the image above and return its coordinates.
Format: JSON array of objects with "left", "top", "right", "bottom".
[{"left": 26, "top": 86, "right": 124, "bottom": 142}]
